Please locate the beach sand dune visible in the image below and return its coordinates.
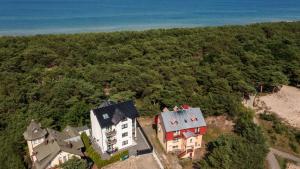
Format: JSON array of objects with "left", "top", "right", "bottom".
[{"left": 257, "top": 85, "right": 300, "bottom": 128}]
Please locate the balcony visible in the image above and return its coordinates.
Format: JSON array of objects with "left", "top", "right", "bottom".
[
  {"left": 177, "top": 148, "right": 194, "bottom": 158},
  {"left": 105, "top": 129, "right": 116, "bottom": 137},
  {"left": 107, "top": 147, "right": 118, "bottom": 154},
  {"left": 106, "top": 138, "right": 117, "bottom": 145}
]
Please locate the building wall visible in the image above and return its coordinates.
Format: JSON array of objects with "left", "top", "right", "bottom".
[
  {"left": 91, "top": 111, "right": 134, "bottom": 152},
  {"left": 27, "top": 138, "right": 45, "bottom": 156},
  {"left": 90, "top": 110, "right": 104, "bottom": 151},
  {"left": 157, "top": 118, "right": 167, "bottom": 151},
  {"left": 115, "top": 117, "right": 133, "bottom": 150},
  {"left": 195, "top": 135, "right": 202, "bottom": 148},
  {"left": 166, "top": 138, "right": 184, "bottom": 152},
  {"left": 47, "top": 151, "right": 80, "bottom": 169}
]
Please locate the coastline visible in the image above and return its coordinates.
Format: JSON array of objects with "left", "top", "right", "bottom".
[{"left": 0, "top": 20, "right": 299, "bottom": 37}]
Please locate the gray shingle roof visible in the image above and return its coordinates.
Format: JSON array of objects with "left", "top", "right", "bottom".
[
  {"left": 23, "top": 120, "right": 47, "bottom": 141},
  {"left": 30, "top": 127, "right": 84, "bottom": 169},
  {"left": 160, "top": 108, "right": 206, "bottom": 132}
]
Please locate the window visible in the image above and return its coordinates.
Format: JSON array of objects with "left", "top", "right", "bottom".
[
  {"left": 195, "top": 127, "right": 200, "bottom": 133},
  {"left": 59, "top": 157, "right": 62, "bottom": 163},
  {"left": 122, "top": 123, "right": 128, "bottom": 129},
  {"left": 173, "top": 138, "right": 179, "bottom": 143},
  {"left": 172, "top": 145, "right": 178, "bottom": 149},
  {"left": 122, "top": 140, "right": 128, "bottom": 146},
  {"left": 173, "top": 130, "right": 180, "bottom": 136},
  {"left": 122, "top": 132, "right": 128, "bottom": 138},
  {"left": 63, "top": 156, "right": 67, "bottom": 162},
  {"left": 103, "top": 113, "right": 109, "bottom": 119},
  {"left": 190, "top": 139, "right": 193, "bottom": 143}
]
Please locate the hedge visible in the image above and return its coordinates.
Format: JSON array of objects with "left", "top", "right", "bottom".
[{"left": 81, "top": 133, "right": 129, "bottom": 168}]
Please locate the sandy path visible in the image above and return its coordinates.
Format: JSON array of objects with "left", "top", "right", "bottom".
[
  {"left": 103, "top": 154, "right": 160, "bottom": 169},
  {"left": 287, "top": 163, "right": 300, "bottom": 169},
  {"left": 257, "top": 86, "right": 300, "bottom": 128}
]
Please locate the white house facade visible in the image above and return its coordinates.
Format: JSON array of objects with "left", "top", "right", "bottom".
[{"left": 90, "top": 100, "right": 139, "bottom": 153}]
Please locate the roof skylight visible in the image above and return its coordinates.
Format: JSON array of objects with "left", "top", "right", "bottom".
[{"left": 103, "top": 113, "right": 109, "bottom": 119}]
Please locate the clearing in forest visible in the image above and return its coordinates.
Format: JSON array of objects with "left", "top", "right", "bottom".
[{"left": 255, "top": 85, "right": 300, "bottom": 128}]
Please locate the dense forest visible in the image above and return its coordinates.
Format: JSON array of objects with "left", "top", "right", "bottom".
[{"left": 0, "top": 22, "right": 299, "bottom": 169}]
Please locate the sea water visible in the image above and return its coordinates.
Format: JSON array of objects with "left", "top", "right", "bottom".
[{"left": 0, "top": 0, "right": 300, "bottom": 35}]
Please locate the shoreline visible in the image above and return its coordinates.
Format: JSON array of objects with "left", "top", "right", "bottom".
[{"left": 0, "top": 20, "right": 299, "bottom": 37}]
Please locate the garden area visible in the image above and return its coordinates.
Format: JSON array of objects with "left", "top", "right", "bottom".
[{"left": 81, "top": 133, "right": 129, "bottom": 169}]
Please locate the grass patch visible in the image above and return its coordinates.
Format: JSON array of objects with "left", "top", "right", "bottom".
[
  {"left": 179, "top": 158, "right": 193, "bottom": 169},
  {"left": 203, "top": 116, "right": 234, "bottom": 143},
  {"left": 81, "top": 133, "right": 129, "bottom": 168},
  {"left": 259, "top": 112, "right": 300, "bottom": 155},
  {"left": 275, "top": 155, "right": 288, "bottom": 169}
]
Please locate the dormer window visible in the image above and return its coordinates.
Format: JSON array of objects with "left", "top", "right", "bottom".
[
  {"left": 191, "top": 116, "right": 198, "bottom": 122},
  {"left": 173, "top": 130, "right": 180, "bottom": 136},
  {"left": 170, "top": 119, "right": 178, "bottom": 125},
  {"left": 195, "top": 127, "right": 200, "bottom": 133}
]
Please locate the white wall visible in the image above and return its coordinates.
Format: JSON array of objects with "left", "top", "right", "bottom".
[
  {"left": 46, "top": 151, "right": 80, "bottom": 169},
  {"left": 27, "top": 137, "right": 45, "bottom": 156},
  {"left": 90, "top": 110, "right": 135, "bottom": 152},
  {"left": 115, "top": 117, "right": 133, "bottom": 150},
  {"left": 90, "top": 110, "right": 104, "bottom": 151}
]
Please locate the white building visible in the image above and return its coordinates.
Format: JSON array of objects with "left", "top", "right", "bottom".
[{"left": 90, "top": 100, "right": 139, "bottom": 153}]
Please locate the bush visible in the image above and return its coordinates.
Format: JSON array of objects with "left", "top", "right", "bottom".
[
  {"left": 60, "top": 157, "right": 88, "bottom": 169},
  {"left": 81, "top": 133, "right": 91, "bottom": 148},
  {"left": 196, "top": 135, "right": 268, "bottom": 169},
  {"left": 81, "top": 133, "right": 129, "bottom": 168},
  {"left": 259, "top": 112, "right": 277, "bottom": 122}
]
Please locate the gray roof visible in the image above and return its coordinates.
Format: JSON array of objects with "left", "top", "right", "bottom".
[
  {"left": 75, "top": 125, "right": 89, "bottom": 132},
  {"left": 98, "top": 100, "right": 116, "bottom": 108},
  {"left": 33, "top": 141, "right": 61, "bottom": 169},
  {"left": 63, "top": 125, "right": 89, "bottom": 138},
  {"left": 23, "top": 120, "right": 47, "bottom": 141},
  {"left": 32, "top": 128, "right": 84, "bottom": 169},
  {"left": 160, "top": 108, "right": 206, "bottom": 132},
  {"left": 93, "top": 100, "right": 139, "bottom": 128},
  {"left": 182, "top": 131, "right": 196, "bottom": 138}
]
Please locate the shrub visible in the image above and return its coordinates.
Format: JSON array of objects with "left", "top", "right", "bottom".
[
  {"left": 81, "top": 133, "right": 91, "bottom": 148},
  {"left": 81, "top": 133, "right": 129, "bottom": 168},
  {"left": 259, "top": 112, "right": 277, "bottom": 122}
]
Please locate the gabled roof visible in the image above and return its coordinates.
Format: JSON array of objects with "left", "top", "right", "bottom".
[
  {"left": 33, "top": 128, "right": 84, "bottom": 169},
  {"left": 23, "top": 120, "right": 47, "bottom": 141},
  {"left": 160, "top": 107, "right": 206, "bottom": 132},
  {"left": 92, "top": 100, "right": 139, "bottom": 128}
]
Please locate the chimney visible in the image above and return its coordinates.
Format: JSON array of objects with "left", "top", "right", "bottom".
[
  {"left": 163, "top": 107, "right": 169, "bottom": 112},
  {"left": 173, "top": 106, "right": 178, "bottom": 112},
  {"left": 67, "top": 141, "right": 73, "bottom": 148}
]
